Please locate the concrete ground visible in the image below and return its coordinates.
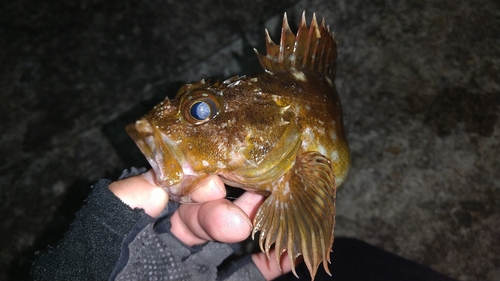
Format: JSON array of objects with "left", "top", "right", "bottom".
[{"left": 1, "top": 0, "right": 499, "bottom": 280}]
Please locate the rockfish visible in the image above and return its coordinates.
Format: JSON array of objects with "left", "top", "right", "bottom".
[{"left": 126, "top": 12, "right": 350, "bottom": 279}]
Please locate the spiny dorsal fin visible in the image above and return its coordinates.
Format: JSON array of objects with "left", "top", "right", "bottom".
[{"left": 254, "top": 12, "right": 337, "bottom": 79}]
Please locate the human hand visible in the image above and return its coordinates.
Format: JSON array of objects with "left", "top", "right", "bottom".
[{"left": 109, "top": 170, "right": 293, "bottom": 280}]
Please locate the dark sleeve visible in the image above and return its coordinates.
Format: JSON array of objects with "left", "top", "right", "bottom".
[
  {"left": 111, "top": 209, "right": 265, "bottom": 281},
  {"left": 31, "top": 179, "right": 149, "bottom": 281},
  {"left": 31, "top": 175, "right": 266, "bottom": 281}
]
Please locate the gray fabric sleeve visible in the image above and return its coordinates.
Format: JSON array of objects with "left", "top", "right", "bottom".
[
  {"left": 218, "top": 255, "right": 267, "bottom": 281},
  {"left": 31, "top": 178, "right": 147, "bottom": 280},
  {"left": 114, "top": 212, "right": 266, "bottom": 281},
  {"left": 32, "top": 167, "right": 266, "bottom": 281}
]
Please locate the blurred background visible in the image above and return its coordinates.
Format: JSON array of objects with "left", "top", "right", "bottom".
[{"left": 1, "top": 0, "right": 499, "bottom": 280}]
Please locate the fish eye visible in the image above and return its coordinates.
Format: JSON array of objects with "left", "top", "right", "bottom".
[
  {"left": 190, "top": 100, "right": 215, "bottom": 120},
  {"left": 182, "top": 90, "right": 222, "bottom": 124}
]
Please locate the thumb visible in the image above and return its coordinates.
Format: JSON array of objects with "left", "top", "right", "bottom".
[{"left": 109, "top": 170, "right": 169, "bottom": 217}]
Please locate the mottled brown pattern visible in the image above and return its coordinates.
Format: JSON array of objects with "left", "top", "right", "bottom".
[{"left": 127, "top": 13, "right": 350, "bottom": 279}]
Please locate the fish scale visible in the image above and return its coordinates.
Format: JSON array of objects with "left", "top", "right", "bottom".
[{"left": 127, "top": 12, "right": 350, "bottom": 280}]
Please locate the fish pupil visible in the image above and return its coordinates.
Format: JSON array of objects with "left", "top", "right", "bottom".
[{"left": 190, "top": 101, "right": 211, "bottom": 120}]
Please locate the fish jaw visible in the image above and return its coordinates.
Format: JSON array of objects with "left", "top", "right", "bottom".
[{"left": 126, "top": 119, "right": 197, "bottom": 200}]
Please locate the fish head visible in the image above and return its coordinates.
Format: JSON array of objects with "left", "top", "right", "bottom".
[{"left": 126, "top": 77, "right": 296, "bottom": 200}]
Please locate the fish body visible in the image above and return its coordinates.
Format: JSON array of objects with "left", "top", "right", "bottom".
[{"left": 127, "top": 12, "right": 350, "bottom": 279}]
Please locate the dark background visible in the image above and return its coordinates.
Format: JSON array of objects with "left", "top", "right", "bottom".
[{"left": 1, "top": 0, "right": 499, "bottom": 280}]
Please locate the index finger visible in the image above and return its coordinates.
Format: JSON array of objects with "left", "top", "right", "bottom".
[
  {"left": 187, "top": 175, "right": 227, "bottom": 203},
  {"left": 232, "top": 191, "right": 264, "bottom": 220}
]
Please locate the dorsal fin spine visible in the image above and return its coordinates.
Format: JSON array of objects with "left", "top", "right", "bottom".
[
  {"left": 254, "top": 11, "right": 337, "bottom": 79},
  {"left": 294, "top": 13, "right": 308, "bottom": 68},
  {"left": 278, "top": 13, "right": 287, "bottom": 65}
]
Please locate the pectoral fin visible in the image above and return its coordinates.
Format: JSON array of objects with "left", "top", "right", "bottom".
[{"left": 252, "top": 151, "right": 336, "bottom": 279}]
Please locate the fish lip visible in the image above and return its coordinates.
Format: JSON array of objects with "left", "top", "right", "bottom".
[{"left": 126, "top": 118, "right": 190, "bottom": 198}]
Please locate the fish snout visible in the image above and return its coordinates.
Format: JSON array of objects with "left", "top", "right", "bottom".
[{"left": 126, "top": 118, "right": 184, "bottom": 190}]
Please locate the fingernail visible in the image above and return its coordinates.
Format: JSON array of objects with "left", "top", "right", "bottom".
[
  {"left": 238, "top": 210, "right": 254, "bottom": 232},
  {"left": 210, "top": 177, "right": 226, "bottom": 197},
  {"left": 229, "top": 204, "right": 253, "bottom": 232}
]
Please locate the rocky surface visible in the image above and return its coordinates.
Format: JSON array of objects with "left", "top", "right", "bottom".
[{"left": 1, "top": 0, "right": 499, "bottom": 280}]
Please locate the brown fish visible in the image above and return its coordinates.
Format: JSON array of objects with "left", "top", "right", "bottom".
[{"left": 126, "top": 12, "right": 350, "bottom": 279}]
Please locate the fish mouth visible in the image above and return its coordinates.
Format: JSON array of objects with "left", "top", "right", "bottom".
[{"left": 126, "top": 119, "right": 191, "bottom": 199}]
